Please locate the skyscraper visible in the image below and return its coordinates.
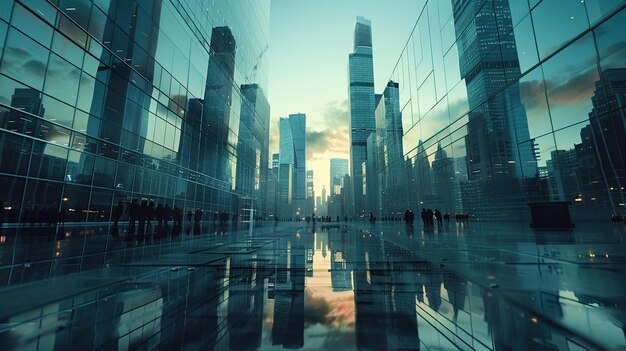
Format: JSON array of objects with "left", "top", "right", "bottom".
[
  {"left": 330, "top": 158, "right": 350, "bottom": 195},
  {"left": 348, "top": 16, "right": 376, "bottom": 217},
  {"left": 374, "top": 80, "right": 406, "bottom": 217},
  {"left": 452, "top": 0, "right": 537, "bottom": 218},
  {"left": 279, "top": 114, "right": 307, "bottom": 217},
  {"left": 306, "top": 170, "right": 315, "bottom": 215}
]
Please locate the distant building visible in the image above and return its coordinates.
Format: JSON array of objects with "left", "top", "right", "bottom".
[
  {"left": 279, "top": 114, "right": 307, "bottom": 218},
  {"left": 306, "top": 170, "right": 315, "bottom": 215},
  {"left": 330, "top": 158, "right": 349, "bottom": 195}
]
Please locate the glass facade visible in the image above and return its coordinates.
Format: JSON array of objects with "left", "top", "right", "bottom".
[
  {"left": 329, "top": 157, "right": 349, "bottom": 195},
  {"left": 348, "top": 16, "right": 376, "bottom": 217},
  {"left": 373, "top": 0, "right": 626, "bottom": 220},
  {"left": 278, "top": 113, "right": 307, "bottom": 217},
  {"left": 0, "top": 0, "right": 271, "bottom": 226}
]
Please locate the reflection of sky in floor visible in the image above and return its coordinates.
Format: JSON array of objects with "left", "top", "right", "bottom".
[{"left": 261, "top": 232, "right": 356, "bottom": 350}]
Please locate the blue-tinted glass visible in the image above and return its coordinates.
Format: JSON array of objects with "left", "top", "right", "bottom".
[
  {"left": 594, "top": 8, "right": 626, "bottom": 72},
  {"left": 92, "top": 156, "right": 116, "bottom": 187},
  {"left": 507, "top": 0, "right": 530, "bottom": 26},
  {"left": 0, "top": 130, "right": 32, "bottom": 176},
  {"left": 510, "top": 14, "right": 538, "bottom": 75},
  {"left": 51, "top": 31, "right": 84, "bottom": 67},
  {"left": 29, "top": 140, "right": 68, "bottom": 181},
  {"left": 44, "top": 54, "right": 80, "bottom": 106},
  {"left": 36, "top": 120, "right": 71, "bottom": 147},
  {"left": 0, "top": 0, "right": 12, "bottom": 21},
  {"left": 58, "top": 14, "right": 88, "bottom": 48},
  {"left": 532, "top": 0, "right": 589, "bottom": 59},
  {"left": 0, "top": 28, "right": 49, "bottom": 90},
  {"left": 518, "top": 66, "right": 553, "bottom": 138},
  {"left": 12, "top": 4, "right": 53, "bottom": 47},
  {"left": 0, "top": 20, "right": 6, "bottom": 58},
  {"left": 585, "top": 0, "right": 625, "bottom": 24},
  {"left": 66, "top": 150, "right": 94, "bottom": 184},
  {"left": 41, "top": 94, "right": 75, "bottom": 127},
  {"left": 543, "top": 33, "right": 598, "bottom": 130},
  {"left": 20, "top": 0, "right": 56, "bottom": 25},
  {"left": 58, "top": 0, "right": 91, "bottom": 28}
]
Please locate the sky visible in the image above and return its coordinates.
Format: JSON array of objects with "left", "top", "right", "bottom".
[{"left": 267, "top": 0, "right": 422, "bottom": 199}]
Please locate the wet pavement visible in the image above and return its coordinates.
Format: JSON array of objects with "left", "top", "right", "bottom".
[{"left": 0, "top": 220, "right": 626, "bottom": 350}]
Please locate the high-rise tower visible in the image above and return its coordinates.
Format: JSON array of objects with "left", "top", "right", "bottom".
[{"left": 348, "top": 16, "right": 376, "bottom": 217}]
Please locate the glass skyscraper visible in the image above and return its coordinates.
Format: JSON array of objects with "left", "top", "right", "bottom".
[
  {"left": 348, "top": 16, "right": 376, "bottom": 218},
  {"left": 372, "top": 0, "right": 626, "bottom": 221},
  {"left": 329, "top": 158, "right": 349, "bottom": 195},
  {"left": 278, "top": 113, "right": 306, "bottom": 217},
  {"left": 0, "top": 0, "right": 270, "bottom": 252}
]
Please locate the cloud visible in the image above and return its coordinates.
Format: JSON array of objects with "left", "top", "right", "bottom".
[
  {"left": 519, "top": 68, "right": 598, "bottom": 110},
  {"left": 303, "top": 288, "right": 331, "bottom": 326},
  {"left": 304, "top": 287, "right": 355, "bottom": 328},
  {"left": 22, "top": 60, "right": 47, "bottom": 77},
  {"left": 306, "top": 127, "right": 350, "bottom": 161},
  {"left": 320, "top": 99, "right": 350, "bottom": 129}
]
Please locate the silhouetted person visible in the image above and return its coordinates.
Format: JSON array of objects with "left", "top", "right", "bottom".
[
  {"left": 147, "top": 202, "right": 155, "bottom": 228},
  {"left": 127, "top": 200, "right": 139, "bottom": 234},
  {"left": 435, "top": 209, "right": 442, "bottom": 226},
  {"left": 427, "top": 209, "right": 434, "bottom": 226},
  {"left": 30, "top": 206, "right": 38, "bottom": 227},
  {"left": 186, "top": 210, "right": 193, "bottom": 223},
  {"left": 112, "top": 201, "right": 124, "bottom": 226},
  {"left": 0, "top": 201, "right": 5, "bottom": 228},
  {"left": 138, "top": 200, "right": 148, "bottom": 240},
  {"left": 164, "top": 204, "right": 171, "bottom": 228},
  {"left": 194, "top": 208, "right": 203, "bottom": 223},
  {"left": 421, "top": 209, "right": 428, "bottom": 226},
  {"left": 444, "top": 212, "right": 450, "bottom": 223},
  {"left": 155, "top": 204, "right": 164, "bottom": 227}
]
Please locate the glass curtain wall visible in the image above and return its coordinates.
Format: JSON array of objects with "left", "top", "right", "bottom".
[
  {"left": 0, "top": 0, "right": 271, "bottom": 224},
  {"left": 378, "top": 0, "right": 626, "bottom": 221}
]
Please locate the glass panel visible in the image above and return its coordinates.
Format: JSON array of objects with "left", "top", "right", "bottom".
[
  {"left": 36, "top": 120, "right": 71, "bottom": 147},
  {"left": 0, "top": 175, "right": 25, "bottom": 223},
  {"left": 19, "top": 0, "right": 56, "bottom": 25},
  {"left": 61, "top": 184, "right": 90, "bottom": 222},
  {"left": 532, "top": 0, "right": 589, "bottom": 59},
  {"left": 0, "top": 74, "right": 44, "bottom": 116},
  {"left": 29, "top": 140, "right": 68, "bottom": 181},
  {"left": 44, "top": 54, "right": 81, "bottom": 106},
  {"left": 0, "top": 0, "right": 12, "bottom": 21},
  {"left": 0, "top": 20, "right": 6, "bottom": 59},
  {"left": 58, "top": 0, "right": 92, "bottom": 28},
  {"left": 12, "top": 3, "right": 53, "bottom": 47},
  {"left": 510, "top": 14, "right": 539, "bottom": 75},
  {"left": 92, "top": 156, "right": 116, "bottom": 188},
  {"left": 58, "top": 14, "right": 88, "bottom": 48},
  {"left": 51, "top": 31, "right": 84, "bottom": 68},
  {"left": 585, "top": 0, "right": 624, "bottom": 25},
  {"left": 41, "top": 94, "right": 76, "bottom": 128},
  {"left": 0, "top": 28, "right": 49, "bottom": 90},
  {"left": 518, "top": 66, "right": 552, "bottom": 138},
  {"left": 66, "top": 150, "right": 94, "bottom": 185},
  {"left": 594, "top": 8, "right": 626, "bottom": 73},
  {"left": 542, "top": 33, "right": 598, "bottom": 131},
  {"left": 0, "top": 130, "right": 32, "bottom": 176}
]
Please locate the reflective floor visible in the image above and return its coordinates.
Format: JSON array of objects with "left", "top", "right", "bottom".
[{"left": 1, "top": 220, "right": 626, "bottom": 350}]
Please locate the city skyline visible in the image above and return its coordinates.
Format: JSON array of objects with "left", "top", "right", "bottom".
[{"left": 268, "top": 0, "right": 420, "bottom": 197}]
